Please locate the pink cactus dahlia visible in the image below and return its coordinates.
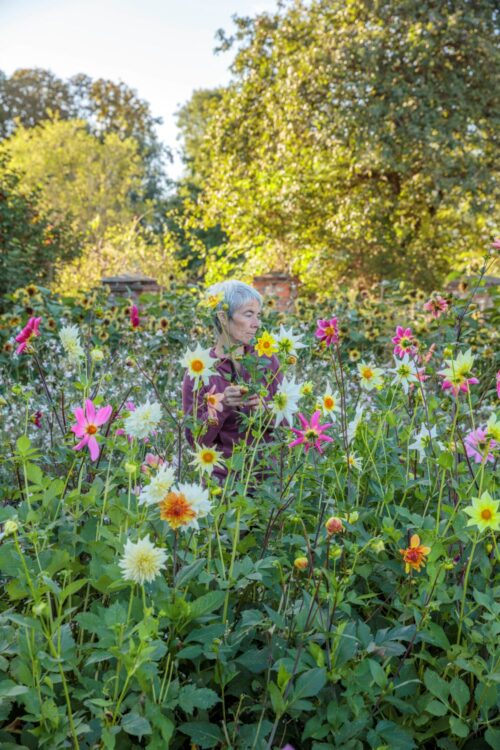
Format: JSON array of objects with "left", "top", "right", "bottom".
[{"left": 289, "top": 410, "right": 334, "bottom": 453}]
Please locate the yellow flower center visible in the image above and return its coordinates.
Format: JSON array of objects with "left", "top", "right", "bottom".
[
  {"left": 86, "top": 424, "right": 97, "bottom": 435},
  {"left": 361, "top": 367, "right": 373, "bottom": 379},
  {"left": 481, "top": 508, "right": 492, "bottom": 521},
  {"left": 324, "top": 396, "right": 334, "bottom": 409},
  {"left": 324, "top": 325, "right": 336, "bottom": 336},
  {"left": 305, "top": 428, "right": 319, "bottom": 442},
  {"left": 191, "top": 359, "right": 204, "bottom": 373},
  {"left": 134, "top": 552, "right": 158, "bottom": 576},
  {"left": 201, "top": 451, "right": 216, "bottom": 464}
]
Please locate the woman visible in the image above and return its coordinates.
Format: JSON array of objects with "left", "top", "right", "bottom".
[{"left": 182, "top": 280, "right": 283, "bottom": 482}]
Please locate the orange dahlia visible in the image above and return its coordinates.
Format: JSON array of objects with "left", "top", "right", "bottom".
[
  {"left": 159, "top": 491, "right": 197, "bottom": 530},
  {"left": 399, "top": 534, "right": 431, "bottom": 574}
]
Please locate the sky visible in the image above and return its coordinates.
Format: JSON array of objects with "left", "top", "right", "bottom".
[{"left": 0, "top": 0, "right": 277, "bottom": 178}]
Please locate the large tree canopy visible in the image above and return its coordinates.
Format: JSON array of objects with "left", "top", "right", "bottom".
[
  {"left": 0, "top": 68, "right": 169, "bottom": 201},
  {"left": 187, "top": 0, "right": 499, "bottom": 289}
]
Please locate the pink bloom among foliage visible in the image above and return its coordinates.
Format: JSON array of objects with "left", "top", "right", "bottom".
[
  {"left": 130, "top": 305, "right": 140, "bottom": 328},
  {"left": 141, "top": 452, "right": 165, "bottom": 474},
  {"left": 491, "top": 238, "right": 500, "bottom": 249},
  {"left": 15, "top": 316, "right": 42, "bottom": 354},
  {"left": 71, "top": 399, "right": 113, "bottom": 461},
  {"left": 392, "top": 326, "right": 417, "bottom": 358},
  {"left": 289, "top": 410, "right": 334, "bottom": 453},
  {"left": 423, "top": 295, "right": 449, "bottom": 318},
  {"left": 315, "top": 317, "right": 339, "bottom": 346},
  {"left": 442, "top": 375, "right": 479, "bottom": 397},
  {"left": 464, "top": 428, "right": 497, "bottom": 464}
]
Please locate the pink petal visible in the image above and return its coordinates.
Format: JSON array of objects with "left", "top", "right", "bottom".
[
  {"left": 297, "top": 413, "right": 309, "bottom": 429},
  {"left": 95, "top": 404, "right": 112, "bottom": 426},
  {"left": 85, "top": 399, "right": 96, "bottom": 422},
  {"left": 87, "top": 436, "right": 100, "bottom": 461},
  {"left": 73, "top": 436, "right": 89, "bottom": 452},
  {"left": 289, "top": 437, "right": 304, "bottom": 448}
]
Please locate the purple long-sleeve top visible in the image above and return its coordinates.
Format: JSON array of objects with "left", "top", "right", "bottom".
[{"left": 182, "top": 345, "right": 283, "bottom": 480}]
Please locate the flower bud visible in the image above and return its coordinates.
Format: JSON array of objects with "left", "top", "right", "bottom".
[
  {"left": 443, "top": 347, "right": 453, "bottom": 358},
  {"left": 371, "top": 539, "right": 385, "bottom": 553},
  {"left": 486, "top": 543, "right": 493, "bottom": 554},
  {"left": 4, "top": 519, "right": 19, "bottom": 535},
  {"left": 287, "top": 355, "right": 297, "bottom": 365},
  {"left": 124, "top": 462, "right": 137, "bottom": 475},
  {"left": 90, "top": 348, "right": 104, "bottom": 362},
  {"left": 329, "top": 546, "right": 342, "bottom": 560},
  {"left": 32, "top": 602, "right": 47, "bottom": 617},
  {"left": 294, "top": 556, "right": 309, "bottom": 570},
  {"left": 347, "top": 511, "right": 359, "bottom": 524},
  {"left": 325, "top": 516, "right": 344, "bottom": 535}
]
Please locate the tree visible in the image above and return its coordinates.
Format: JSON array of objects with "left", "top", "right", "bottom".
[
  {"left": 0, "top": 68, "right": 170, "bottom": 203},
  {"left": 188, "top": 0, "right": 499, "bottom": 289},
  {"left": 0, "top": 157, "right": 80, "bottom": 304},
  {"left": 1, "top": 118, "right": 145, "bottom": 239}
]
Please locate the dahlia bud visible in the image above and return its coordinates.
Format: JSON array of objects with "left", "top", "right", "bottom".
[
  {"left": 325, "top": 516, "right": 344, "bottom": 535},
  {"left": 294, "top": 556, "right": 309, "bottom": 570}
]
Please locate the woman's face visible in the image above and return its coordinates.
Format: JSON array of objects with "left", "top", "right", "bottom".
[{"left": 225, "top": 298, "right": 262, "bottom": 346}]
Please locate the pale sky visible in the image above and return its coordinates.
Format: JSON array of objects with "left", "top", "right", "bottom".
[{"left": 0, "top": 0, "right": 277, "bottom": 179}]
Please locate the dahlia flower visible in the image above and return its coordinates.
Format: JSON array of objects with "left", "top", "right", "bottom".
[
  {"left": 123, "top": 400, "right": 162, "bottom": 440},
  {"left": 71, "top": 398, "right": 113, "bottom": 461},
  {"left": 315, "top": 317, "right": 339, "bottom": 346},
  {"left": 289, "top": 411, "right": 334, "bottom": 453},
  {"left": 392, "top": 326, "right": 417, "bottom": 358},
  {"left": 119, "top": 536, "right": 167, "bottom": 585},
  {"left": 15, "top": 316, "right": 42, "bottom": 355}
]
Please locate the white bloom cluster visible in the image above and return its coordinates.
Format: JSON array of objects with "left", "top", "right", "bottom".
[
  {"left": 124, "top": 401, "right": 162, "bottom": 440},
  {"left": 139, "top": 464, "right": 176, "bottom": 506},
  {"left": 59, "top": 325, "right": 85, "bottom": 365}
]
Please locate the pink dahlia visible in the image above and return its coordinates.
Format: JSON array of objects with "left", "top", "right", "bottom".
[
  {"left": 130, "top": 304, "right": 140, "bottom": 328},
  {"left": 423, "top": 295, "right": 449, "bottom": 319},
  {"left": 315, "top": 318, "right": 339, "bottom": 346},
  {"left": 392, "top": 326, "right": 417, "bottom": 358},
  {"left": 141, "top": 452, "right": 165, "bottom": 474},
  {"left": 491, "top": 238, "right": 500, "bottom": 250},
  {"left": 15, "top": 316, "right": 42, "bottom": 355},
  {"left": 464, "top": 428, "right": 497, "bottom": 464},
  {"left": 71, "top": 399, "right": 113, "bottom": 461},
  {"left": 289, "top": 410, "right": 334, "bottom": 453},
  {"left": 442, "top": 375, "right": 479, "bottom": 397}
]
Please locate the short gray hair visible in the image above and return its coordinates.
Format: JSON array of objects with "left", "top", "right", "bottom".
[{"left": 206, "top": 280, "right": 262, "bottom": 333}]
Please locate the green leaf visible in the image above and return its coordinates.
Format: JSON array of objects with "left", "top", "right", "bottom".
[
  {"left": 449, "top": 677, "right": 469, "bottom": 713},
  {"left": 178, "top": 685, "right": 220, "bottom": 714},
  {"left": 292, "top": 667, "right": 327, "bottom": 701},
  {"left": 121, "top": 712, "right": 152, "bottom": 738},
  {"left": 268, "top": 681, "right": 286, "bottom": 718},
  {"left": 60, "top": 578, "right": 88, "bottom": 604},
  {"left": 368, "top": 659, "right": 388, "bottom": 689},
  {"left": 0, "top": 680, "right": 30, "bottom": 699},
  {"left": 426, "top": 699, "right": 448, "bottom": 717},
  {"left": 16, "top": 436, "right": 31, "bottom": 456},
  {"left": 188, "top": 591, "right": 225, "bottom": 620},
  {"left": 423, "top": 669, "right": 449, "bottom": 703},
  {"left": 449, "top": 716, "right": 469, "bottom": 738},
  {"left": 485, "top": 728, "right": 500, "bottom": 749},
  {"left": 376, "top": 720, "right": 416, "bottom": 749},
  {"left": 175, "top": 559, "right": 206, "bottom": 588},
  {"left": 178, "top": 721, "right": 223, "bottom": 748}
]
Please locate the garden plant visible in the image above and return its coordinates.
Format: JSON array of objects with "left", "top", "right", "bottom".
[{"left": 0, "top": 265, "right": 499, "bottom": 750}]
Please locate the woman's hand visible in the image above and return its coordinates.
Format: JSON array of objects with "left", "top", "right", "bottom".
[{"left": 222, "top": 385, "right": 247, "bottom": 408}]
